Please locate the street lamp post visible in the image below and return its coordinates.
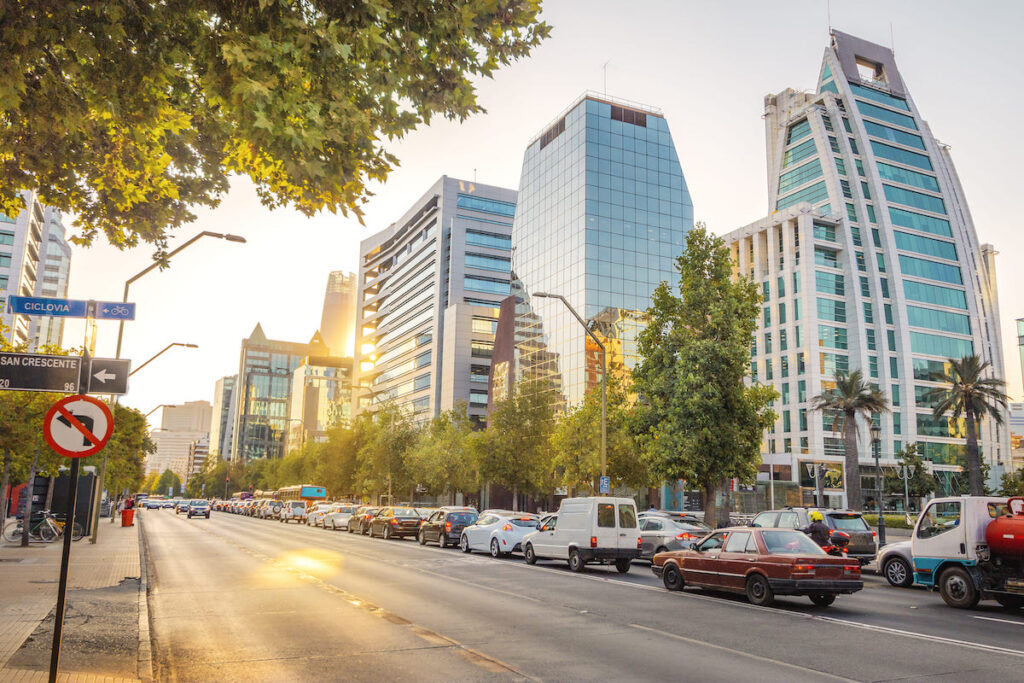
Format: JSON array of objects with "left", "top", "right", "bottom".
[
  {"left": 871, "top": 423, "right": 886, "bottom": 547},
  {"left": 533, "top": 292, "right": 607, "bottom": 491},
  {"left": 895, "top": 464, "right": 916, "bottom": 515},
  {"left": 128, "top": 343, "right": 198, "bottom": 378}
]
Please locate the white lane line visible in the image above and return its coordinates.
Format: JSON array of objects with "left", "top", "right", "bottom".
[
  {"left": 973, "top": 616, "right": 1024, "bottom": 627},
  {"left": 630, "top": 623, "right": 859, "bottom": 682},
  {"left": 811, "top": 615, "right": 1024, "bottom": 659}
]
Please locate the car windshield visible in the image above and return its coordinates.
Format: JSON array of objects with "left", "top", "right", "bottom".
[
  {"left": 669, "top": 519, "right": 710, "bottom": 531},
  {"left": 508, "top": 517, "right": 538, "bottom": 527},
  {"left": 829, "top": 514, "right": 869, "bottom": 531},
  {"left": 289, "top": 502, "right": 305, "bottom": 509},
  {"left": 393, "top": 508, "right": 417, "bottom": 516},
  {"left": 760, "top": 530, "right": 827, "bottom": 555},
  {"left": 449, "top": 512, "right": 476, "bottom": 523},
  {"left": 190, "top": 500, "right": 206, "bottom": 505}
]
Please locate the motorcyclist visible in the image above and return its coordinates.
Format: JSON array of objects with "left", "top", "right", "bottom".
[{"left": 803, "top": 510, "right": 831, "bottom": 547}]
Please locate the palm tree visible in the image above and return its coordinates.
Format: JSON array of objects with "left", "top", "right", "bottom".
[
  {"left": 925, "top": 355, "right": 1009, "bottom": 496},
  {"left": 811, "top": 370, "right": 889, "bottom": 510}
]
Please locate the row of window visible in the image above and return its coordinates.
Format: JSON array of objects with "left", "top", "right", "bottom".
[
  {"left": 909, "top": 331, "right": 973, "bottom": 359},
  {"left": 898, "top": 254, "right": 962, "bottom": 285},
  {"left": 786, "top": 119, "right": 812, "bottom": 145},
  {"left": 876, "top": 162, "right": 939, "bottom": 193},
  {"left": 888, "top": 207, "right": 952, "bottom": 238},
  {"left": 906, "top": 305, "right": 971, "bottom": 335},
  {"left": 456, "top": 194, "right": 516, "bottom": 218},
  {"left": 0, "top": 231, "right": 13, "bottom": 246},
  {"left": 863, "top": 119, "right": 924, "bottom": 150},
  {"left": 782, "top": 138, "right": 817, "bottom": 168},
  {"left": 883, "top": 184, "right": 946, "bottom": 216},
  {"left": 871, "top": 140, "right": 932, "bottom": 171},
  {"left": 893, "top": 231, "right": 957, "bottom": 261},
  {"left": 903, "top": 279, "right": 967, "bottom": 310},
  {"left": 464, "top": 276, "right": 510, "bottom": 296},
  {"left": 465, "top": 229, "right": 512, "bottom": 251},
  {"left": 465, "top": 252, "right": 511, "bottom": 273},
  {"left": 856, "top": 100, "right": 918, "bottom": 130},
  {"left": 778, "top": 158, "right": 823, "bottom": 194}
]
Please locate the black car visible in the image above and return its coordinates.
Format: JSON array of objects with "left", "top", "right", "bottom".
[
  {"left": 368, "top": 507, "right": 423, "bottom": 539},
  {"left": 749, "top": 507, "right": 877, "bottom": 565},
  {"left": 349, "top": 507, "right": 381, "bottom": 535},
  {"left": 418, "top": 507, "right": 478, "bottom": 548}
]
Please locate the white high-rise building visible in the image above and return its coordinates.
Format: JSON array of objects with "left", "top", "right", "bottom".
[
  {"left": 148, "top": 400, "right": 212, "bottom": 480},
  {"left": 725, "top": 31, "right": 1009, "bottom": 503}
]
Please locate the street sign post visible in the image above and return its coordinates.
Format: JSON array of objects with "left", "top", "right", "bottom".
[
  {"left": 85, "top": 358, "right": 131, "bottom": 395},
  {"left": 599, "top": 476, "right": 611, "bottom": 494},
  {"left": 7, "top": 296, "right": 136, "bottom": 321},
  {"left": 43, "top": 394, "right": 114, "bottom": 683},
  {"left": 0, "top": 353, "right": 81, "bottom": 393}
]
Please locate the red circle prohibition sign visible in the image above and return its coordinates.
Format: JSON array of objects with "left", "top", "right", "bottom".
[{"left": 43, "top": 395, "right": 115, "bottom": 458}]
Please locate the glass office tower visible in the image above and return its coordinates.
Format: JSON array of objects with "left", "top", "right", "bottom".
[
  {"left": 726, "top": 31, "right": 1008, "bottom": 502},
  {"left": 509, "top": 93, "right": 693, "bottom": 406}
]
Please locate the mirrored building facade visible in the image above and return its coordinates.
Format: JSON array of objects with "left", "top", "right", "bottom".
[{"left": 509, "top": 93, "right": 693, "bottom": 406}]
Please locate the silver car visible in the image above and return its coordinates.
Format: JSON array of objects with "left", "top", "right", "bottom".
[
  {"left": 638, "top": 515, "right": 711, "bottom": 560},
  {"left": 876, "top": 540, "right": 914, "bottom": 587}
]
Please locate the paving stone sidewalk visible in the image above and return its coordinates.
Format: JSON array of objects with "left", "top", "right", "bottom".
[{"left": 0, "top": 515, "right": 148, "bottom": 682}]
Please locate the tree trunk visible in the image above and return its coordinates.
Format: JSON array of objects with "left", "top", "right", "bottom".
[
  {"left": 701, "top": 479, "right": 718, "bottom": 528},
  {"left": 511, "top": 485, "right": 519, "bottom": 512},
  {"left": 843, "top": 410, "right": 862, "bottom": 510},
  {"left": 717, "top": 479, "right": 732, "bottom": 528},
  {"left": 22, "top": 444, "right": 39, "bottom": 547},
  {"left": 964, "top": 405, "right": 984, "bottom": 496},
  {"left": 0, "top": 448, "right": 11, "bottom": 525}
]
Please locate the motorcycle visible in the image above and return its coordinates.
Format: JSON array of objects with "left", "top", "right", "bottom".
[{"left": 821, "top": 530, "right": 851, "bottom": 557}]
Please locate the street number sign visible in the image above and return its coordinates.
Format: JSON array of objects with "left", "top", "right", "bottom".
[
  {"left": 43, "top": 395, "right": 114, "bottom": 458},
  {"left": 0, "top": 353, "right": 81, "bottom": 393}
]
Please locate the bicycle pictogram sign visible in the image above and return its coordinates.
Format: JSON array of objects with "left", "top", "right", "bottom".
[{"left": 43, "top": 395, "right": 114, "bottom": 458}]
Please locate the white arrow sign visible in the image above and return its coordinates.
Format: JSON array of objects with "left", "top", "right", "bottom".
[{"left": 93, "top": 369, "right": 116, "bottom": 383}]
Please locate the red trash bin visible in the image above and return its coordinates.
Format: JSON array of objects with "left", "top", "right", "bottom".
[{"left": 121, "top": 508, "right": 134, "bottom": 527}]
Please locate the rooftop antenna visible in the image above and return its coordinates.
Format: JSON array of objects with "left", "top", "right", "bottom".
[
  {"left": 827, "top": 0, "right": 831, "bottom": 32},
  {"left": 890, "top": 22, "right": 895, "bottom": 57},
  {"left": 474, "top": 168, "right": 477, "bottom": 183},
  {"left": 602, "top": 61, "right": 610, "bottom": 96}
]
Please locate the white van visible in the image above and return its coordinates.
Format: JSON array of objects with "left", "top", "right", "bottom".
[{"left": 522, "top": 497, "right": 640, "bottom": 573}]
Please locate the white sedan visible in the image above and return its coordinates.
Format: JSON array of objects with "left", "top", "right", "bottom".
[
  {"left": 323, "top": 504, "right": 358, "bottom": 531},
  {"left": 460, "top": 512, "right": 540, "bottom": 557}
]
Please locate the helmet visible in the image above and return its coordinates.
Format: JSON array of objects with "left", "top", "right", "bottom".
[{"left": 809, "top": 510, "right": 824, "bottom": 522}]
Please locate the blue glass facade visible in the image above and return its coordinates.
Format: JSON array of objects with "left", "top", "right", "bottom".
[{"left": 512, "top": 95, "right": 692, "bottom": 406}]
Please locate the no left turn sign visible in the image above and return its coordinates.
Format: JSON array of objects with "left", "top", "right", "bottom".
[{"left": 43, "top": 395, "right": 114, "bottom": 458}]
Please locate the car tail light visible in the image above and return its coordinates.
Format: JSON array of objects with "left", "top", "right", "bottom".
[
  {"left": 872, "top": 531, "right": 877, "bottom": 537},
  {"left": 637, "top": 537, "right": 643, "bottom": 549},
  {"left": 445, "top": 521, "right": 452, "bottom": 532},
  {"left": 844, "top": 565, "right": 860, "bottom": 576},
  {"left": 391, "top": 519, "right": 398, "bottom": 525},
  {"left": 502, "top": 523, "right": 514, "bottom": 531},
  {"left": 793, "top": 564, "right": 815, "bottom": 575},
  {"left": 675, "top": 532, "right": 693, "bottom": 541},
  {"left": 591, "top": 536, "right": 598, "bottom": 548}
]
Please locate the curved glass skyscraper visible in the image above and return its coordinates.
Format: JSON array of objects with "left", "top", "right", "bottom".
[
  {"left": 508, "top": 93, "right": 693, "bottom": 406},
  {"left": 727, "top": 31, "right": 1008, "bottom": 502}
]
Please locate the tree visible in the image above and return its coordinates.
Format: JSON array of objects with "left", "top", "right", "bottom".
[
  {"left": 103, "top": 405, "right": 153, "bottom": 497},
  {"left": 0, "top": 1, "right": 549, "bottom": 256},
  {"left": 140, "top": 471, "right": 159, "bottom": 495},
  {"left": 473, "top": 379, "right": 555, "bottom": 510},
  {"left": 811, "top": 370, "right": 888, "bottom": 511},
  {"left": 883, "top": 443, "right": 935, "bottom": 501},
  {"left": 925, "top": 355, "right": 1009, "bottom": 496},
  {"left": 632, "top": 225, "right": 777, "bottom": 528},
  {"left": 999, "top": 469, "right": 1024, "bottom": 497},
  {"left": 155, "top": 469, "right": 182, "bottom": 498},
  {"left": 406, "top": 405, "right": 478, "bottom": 504},
  {"left": 356, "top": 403, "right": 417, "bottom": 503}
]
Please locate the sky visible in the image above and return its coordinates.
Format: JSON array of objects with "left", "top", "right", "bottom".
[{"left": 60, "top": 0, "right": 1024, "bottom": 425}]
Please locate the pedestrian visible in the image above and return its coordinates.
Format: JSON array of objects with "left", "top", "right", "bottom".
[
  {"left": 116, "top": 497, "right": 126, "bottom": 517},
  {"left": 648, "top": 504, "right": 657, "bottom": 513}
]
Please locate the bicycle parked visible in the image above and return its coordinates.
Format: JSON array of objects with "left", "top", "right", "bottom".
[{"left": 2, "top": 510, "right": 84, "bottom": 543}]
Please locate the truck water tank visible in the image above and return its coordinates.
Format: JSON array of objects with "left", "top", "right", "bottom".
[{"left": 986, "top": 497, "right": 1024, "bottom": 558}]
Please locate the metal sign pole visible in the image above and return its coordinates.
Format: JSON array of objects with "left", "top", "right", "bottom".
[{"left": 48, "top": 456, "right": 80, "bottom": 683}]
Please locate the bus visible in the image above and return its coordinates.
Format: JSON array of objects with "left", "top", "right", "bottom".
[
  {"left": 278, "top": 484, "right": 327, "bottom": 504},
  {"left": 253, "top": 489, "right": 279, "bottom": 500},
  {"left": 232, "top": 491, "right": 254, "bottom": 500}
]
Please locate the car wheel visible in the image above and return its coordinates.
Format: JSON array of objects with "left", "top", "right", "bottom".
[
  {"left": 568, "top": 549, "right": 585, "bottom": 573},
  {"left": 438, "top": 533, "right": 447, "bottom": 548},
  {"left": 662, "top": 563, "right": 684, "bottom": 591},
  {"left": 655, "top": 546, "right": 668, "bottom": 555},
  {"left": 939, "top": 567, "right": 980, "bottom": 609},
  {"left": 460, "top": 535, "right": 471, "bottom": 553},
  {"left": 995, "top": 594, "right": 1024, "bottom": 609},
  {"left": 384, "top": 526, "right": 392, "bottom": 540},
  {"left": 745, "top": 573, "right": 774, "bottom": 607},
  {"left": 524, "top": 544, "right": 537, "bottom": 565},
  {"left": 809, "top": 592, "right": 836, "bottom": 607},
  {"left": 883, "top": 556, "right": 914, "bottom": 588},
  {"left": 614, "top": 559, "right": 631, "bottom": 574},
  {"left": 418, "top": 531, "right": 427, "bottom": 545},
  {"left": 490, "top": 538, "right": 503, "bottom": 558}
]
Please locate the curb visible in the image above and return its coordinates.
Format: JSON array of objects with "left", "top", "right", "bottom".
[{"left": 136, "top": 516, "right": 154, "bottom": 683}]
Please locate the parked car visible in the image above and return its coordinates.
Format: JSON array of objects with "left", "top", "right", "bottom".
[
  {"left": 143, "top": 498, "right": 164, "bottom": 510},
  {"left": 369, "top": 507, "right": 423, "bottom": 539},
  {"left": 460, "top": 511, "right": 539, "bottom": 557},
  {"left": 264, "top": 500, "right": 284, "bottom": 519},
  {"left": 876, "top": 540, "right": 914, "bottom": 587},
  {"left": 174, "top": 500, "right": 190, "bottom": 514},
  {"left": 323, "top": 504, "right": 358, "bottom": 530},
  {"left": 279, "top": 500, "right": 307, "bottom": 523},
  {"left": 187, "top": 500, "right": 211, "bottom": 519},
  {"left": 749, "top": 508, "right": 877, "bottom": 565},
  {"left": 306, "top": 502, "right": 334, "bottom": 527},
  {"left": 349, "top": 507, "right": 381, "bottom": 535},
  {"left": 652, "top": 527, "right": 863, "bottom": 607},
  {"left": 522, "top": 497, "right": 641, "bottom": 573},
  {"left": 162, "top": 499, "right": 178, "bottom": 509},
  {"left": 638, "top": 515, "right": 711, "bottom": 560},
  {"left": 418, "top": 507, "right": 478, "bottom": 548}
]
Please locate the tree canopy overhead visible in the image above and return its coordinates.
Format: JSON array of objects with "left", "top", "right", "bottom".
[{"left": 0, "top": 1, "right": 549, "bottom": 258}]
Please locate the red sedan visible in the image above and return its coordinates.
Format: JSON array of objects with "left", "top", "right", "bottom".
[{"left": 651, "top": 526, "right": 862, "bottom": 607}]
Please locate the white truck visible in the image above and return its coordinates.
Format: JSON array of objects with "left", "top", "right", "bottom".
[
  {"left": 910, "top": 496, "right": 1024, "bottom": 609},
  {"left": 522, "top": 496, "right": 641, "bottom": 573}
]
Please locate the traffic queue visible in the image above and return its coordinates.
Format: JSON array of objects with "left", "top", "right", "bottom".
[{"left": 190, "top": 494, "right": 1024, "bottom": 611}]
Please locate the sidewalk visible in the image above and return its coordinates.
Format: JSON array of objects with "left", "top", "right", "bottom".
[{"left": 0, "top": 515, "right": 149, "bottom": 682}]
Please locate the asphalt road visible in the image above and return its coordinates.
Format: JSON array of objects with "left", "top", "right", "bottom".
[{"left": 142, "top": 510, "right": 1024, "bottom": 682}]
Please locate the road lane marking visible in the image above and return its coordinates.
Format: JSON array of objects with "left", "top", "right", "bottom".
[
  {"left": 208, "top": 513, "right": 1024, "bottom": 661},
  {"left": 629, "top": 623, "right": 859, "bottom": 682},
  {"left": 973, "top": 616, "right": 1024, "bottom": 626}
]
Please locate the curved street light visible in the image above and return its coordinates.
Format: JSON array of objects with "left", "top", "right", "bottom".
[{"left": 129, "top": 343, "right": 198, "bottom": 377}]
